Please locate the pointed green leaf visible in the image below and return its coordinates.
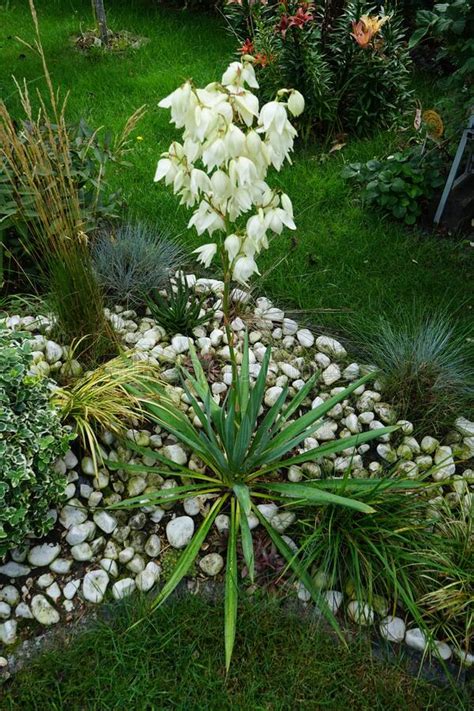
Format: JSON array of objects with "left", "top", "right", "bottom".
[
  {"left": 225, "top": 499, "right": 239, "bottom": 673},
  {"left": 258, "top": 482, "right": 375, "bottom": 513}
]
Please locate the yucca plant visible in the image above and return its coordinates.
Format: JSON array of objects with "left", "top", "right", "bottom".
[
  {"left": 146, "top": 277, "right": 213, "bottom": 336},
  {"left": 52, "top": 354, "right": 156, "bottom": 470},
  {"left": 108, "top": 334, "right": 396, "bottom": 670}
]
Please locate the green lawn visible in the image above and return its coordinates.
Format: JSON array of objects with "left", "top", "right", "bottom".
[
  {"left": 2, "top": 594, "right": 469, "bottom": 710},
  {"left": 1, "top": 0, "right": 472, "bottom": 337}
]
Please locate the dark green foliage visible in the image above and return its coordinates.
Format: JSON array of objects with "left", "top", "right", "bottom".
[
  {"left": 297, "top": 478, "right": 441, "bottom": 617},
  {"left": 146, "top": 277, "right": 213, "bottom": 336},
  {"left": 93, "top": 221, "right": 184, "bottom": 309},
  {"left": 225, "top": 0, "right": 413, "bottom": 137},
  {"left": 0, "top": 330, "right": 73, "bottom": 555},
  {"left": 410, "top": 0, "right": 474, "bottom": 86},
  {"left": 342, "top": 145, "right": 446, "bottom": 224},
  {"left": 0, "top": 117, "right": 126, "bottom": 258},
  {"left": 350, "top": 306, "right": 474, "bottom": 436},
  {"left": 2, "top": 594, "right": 468, "bottom": 710},
  {"left": 47, "top": 244, "right": 118, "bottom": 367}
]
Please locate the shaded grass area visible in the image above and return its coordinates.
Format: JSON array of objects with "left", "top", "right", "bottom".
[
  {"left": 2, "top": 594, "right": 469, "bottom": 710},
  {"left": 1, "top": 0, "right": 473, "bottom": 336}
]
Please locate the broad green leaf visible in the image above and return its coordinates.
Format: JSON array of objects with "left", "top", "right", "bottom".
[
  {"left": 253, "top": 504, "right": 345, "bottom": 644},
  {"left": 150, "top": 496, "right": 227, "bottom": 613},
  {"left": 259, "top": 482, "right": 375, "bottom": 514},
  {"left": 225, "top": 499, "right": 239, "bottom": 673}
]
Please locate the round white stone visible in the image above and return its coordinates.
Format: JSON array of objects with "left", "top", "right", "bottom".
[
  {"left": 82, "top": 570, "right": 109, "bottom": 604},
  {"left": 28, "top": 543, "right": 61, "bottom": 567},
  {"left": 199, "top": 553, "right": 224, "bottom": 577},
  {"left": 347, "top": 600, "right": 375, "bottom": 625},
  {"left": 93, "top": 511, "right": 118, "bottom": 534},
  {"left": 379, "top": 615, "right": 406, "bottom": 643},
  {"left": 0, "top": 620, "right": 17, "bottom": 645},
  {"left": 31, "top": 595, "right": 60, "bottom": 625},
  {"left": 112, "top": 578, "right": 136, "bottom": 600},
  {"left": 166, "top": 516, "right": 195, "bottom": 548}
]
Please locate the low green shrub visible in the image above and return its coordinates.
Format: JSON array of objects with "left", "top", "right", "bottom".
[
  {"left": 342, "top": 145, "right": 446, "bottom": 224},
  {"left": 93, "top": 222, "right": 184, "bottom": 309},
  {"left": 0, "top": 330, "right": 73, "bottom": 555}
]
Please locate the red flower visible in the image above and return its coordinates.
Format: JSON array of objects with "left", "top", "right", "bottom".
[{"left": 239, "top": 38, "right": 255, "bottom": 54}]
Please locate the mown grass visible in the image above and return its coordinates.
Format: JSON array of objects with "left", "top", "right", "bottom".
[
  {"left": 1, "top": 0, "right": 472, "bottom": 337},
  {"left": 2, "top": 593, "right": 469, "bottom": 710}
]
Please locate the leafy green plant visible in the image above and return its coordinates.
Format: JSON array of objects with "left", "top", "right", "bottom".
[
  {"left": 350, "top": 306, "right": 474, "bottom": 436},
  {"left": 146, "top": 277, "right": 213, "bottom": 336},
  {"left": 225, "top": 0, "right": 413, "bottom": 137},
  {"left": 297, "top": 476, "right": 442, "bottom": 621},
  {"left": 0, "top": 3, "right": 120, "bottom": 366},
  {"left": 108, "top": 334, "right": 395, "bottom": 669},
  {"left": 52, "top": 354, "right": 157, "bottom": 471},
  {"left": 342, "top": 145, "right": 446, "bottom": 224},
  {"left": 0, "top": 329, "right": 73, "bottom": 555},
  {"left": 93, "top": 222, "right": 184, "bottom": 309},
  {"left": 409, "top": 1, "right": 474, "bottom": 85}
]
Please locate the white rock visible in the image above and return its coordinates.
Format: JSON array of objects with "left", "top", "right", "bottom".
[
  {"left": 321, "top": 364, "right": 341, "bottom": 387},
  {"left": 31, "top": 595, "right": 60, "bottom": 625},
  {"left": 64, "top": 450, "right": 79, "bottom": 469},
  {"left": 66, "top": 521, "right": 96, "bottom": 545},
  {"left": 347, "top": 600, "right": 375, "bottom": 625},
  {"left": 433, "top": 445, "right": 456, "bottom": 480},
  {"left": 0, "top": 620, "right": 17, "bottom": 645},
  {"left": 0, "top": 602, "right": 11, "bottom": 619},
  {"left": 405, "top": 627, "right": 427, "bottom": 652},
  {"left": 270, "top": 512, "right": 295, "bottom": 532},
  {"left": 296, "top": 329, "right": 314, "bottom": 348},
  {"left": 183, "top": 497, "right": 201, "bottom": 516},
  {"left": 316, "top": 421, "right": 337, "bottom": 441},
  {"left": 455, "top": 650, "right": 474, "bottom": 667},
  {"left": 288, "top": 465, "right": 303, "bottom": 483},
  {"left": 15, "top": 602, "right": 33, "bottom": 619},
  {"left": 323, "top": 590, "right": 343, "bottom": 614},
  {"left": 279, "top": 362, "right": 300, "bottom": 380},
  {"left": 434, "top": 641, "right": 452, "bottom": 661},
  {"left": 379, "top": 615, "right": 406, "bottom": 643},
  {"left": 50, "top": 558, "right": 73, "bottom": 575},
  {"left": 46, "top": 582, "right": 61, "bottom": 603},
  {"left": 454, "top": 417, "right": 474, "bottom": 437},
  {"left": 257, "top": 503, "right": 278, "bottom": 521},
  {"left": 166, "top": 516, "right": 195, "bottom": 548},
  {"left": 171, "top": 335, "right": 190, "bottom": 354},
  {"left": 112, "top": 578, "right": 136, "bottom": 600},
  {"left": 265, "top": 386, "right": 283, "bottom": 407},
  {"left": 297, "top": 582, "right": 311, "bottom": 602},
  {"left": 145, "top": 534, "right": 161, "bottom": 558},
  {"left": 343, "top": 363, "right": 360, "bottom": 380},
  {"left": 45, "top": 340, "right": 63, "bottom": 363},
  {"left": 82, "top": 570, "right": 109, "bottom": 604},
  {"left": 282, "top": 318, "right": 298, "bottom": 335},
  {"left": 93, "top": 511, "right": 118, "bottom": 534},
  {"left": 100, "top": 558, "right": 118, "bottom": 577},
  {"left": 63, "top": 580, "right": 81, "bottom": 600},
  {"left": 60, "top": 500, "right": 88, "bottom": 528},
  {"left": 421, "top": 436, "right": 439, "bottom": 454},
  {"left": 0, "top": 561, "right": 31, "bottom": 578},
  {"left": 199, "top": 553, "right": 224, "bottom": 576},
  {"left": 162, "top": 444, "right": 188, "bottom": 466},
  {"left": 70, "top": 543, "right": 94, "bottom": 561},
  {"left": 316, "top": 336, "right": 347, "bottom": 360},
  {"left": 215, "top": 514, "right": 230, "bottom": 534},
  {"left": 28, "top": 543, "right": 61, "bottom": 567},
  {"left": 0, "top": 585, "right": 20, "bottom": 606},
  {"left": 37, "top": 573, "right": 54, "bottom": 588},
  {"left": 135, "top": 562, "right": 161, "bottom": 592}
]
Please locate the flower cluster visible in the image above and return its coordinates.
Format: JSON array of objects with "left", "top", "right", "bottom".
[
  {"left": 278, "top": 2, "right": 314, "bottom": 39},
  {"left": 155, "top": 59, "right": 304, "bottom": 284},
  {"left": 351, "top": 14, "right": 391, "bottom": 49}
]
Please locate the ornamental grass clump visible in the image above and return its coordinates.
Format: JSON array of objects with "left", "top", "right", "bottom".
[{"left": 93, "top": 222, "right": 184, "bottom": 309}]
